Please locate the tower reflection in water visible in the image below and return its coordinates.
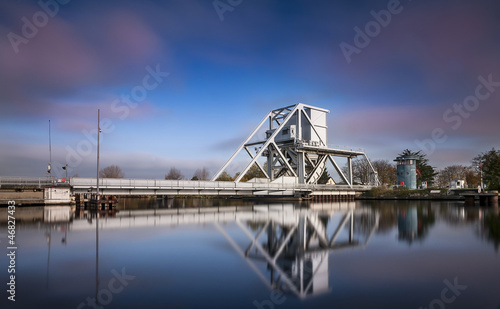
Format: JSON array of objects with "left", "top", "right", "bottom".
[
  {"left": 216, "top": 202, "right": 380, "bottom": 299},
  {"left": 397, "top": 205, "right": 435, "bottom": 243}
]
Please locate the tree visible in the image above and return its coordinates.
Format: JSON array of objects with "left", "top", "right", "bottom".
[
  {"left": 240, "top": 163, "right": 266, "bottom": 182},
  {"left": 372, "top": 160, "right": 397, "bottom": 186},
  {"left": 165, "top": 167, "right": 184, "bottom": 180},
  {"left": 464, "top": 167, "right": 481, "bottom": 188},
  {"left": 343, "top": 157, "right": 373, "bottom": 184},
  {"left": 472, "top": 148, "right": 500, "bottom": 190},
  {"left": 399, "top": 149, "right": 437, "bottom": 186},
  {"left": 192, "top": 167, "right": 210, "bottom": 181},
  {"left": 99, "top": 165, "right": 125, "bottom": 178},
  {"left": 436, "top": 165, "right": 467, "bottom": 188},
  {"left": 215, "top": 171, "right": 233, "bottom": 181},
  {"left": 317, "top": 169, "right": 331, "bottom": 184}
]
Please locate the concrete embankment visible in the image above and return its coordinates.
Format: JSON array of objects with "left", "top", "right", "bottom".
[
  {"left": 0, "top": 190, "right": 45, "bottom": 205},
  {"left": 357, "top": 188, "right": 499, "bottom": 205},
  {"left": 0, "top": 187, "right": 71, "bottom": 206}
]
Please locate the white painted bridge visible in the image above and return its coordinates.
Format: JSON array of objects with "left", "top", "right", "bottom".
[{"left": 69, "top": 177, "right": 373, "bottom": 197}]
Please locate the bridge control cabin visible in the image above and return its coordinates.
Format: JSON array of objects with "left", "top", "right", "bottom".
[{"left": 394, "top": 155, "right": 418, "bottom": 189}]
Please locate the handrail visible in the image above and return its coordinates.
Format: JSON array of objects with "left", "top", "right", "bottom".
[
  {"left": 0, "top": 176, "right": 68, "bottom": 187},
  {"left": 1, "top": 176, "right": 374, "bottom": 191}
]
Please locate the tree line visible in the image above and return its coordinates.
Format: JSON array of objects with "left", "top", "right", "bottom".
[
  {"left": 348, "top": 148, "right": 500, "bottom": 190},
  {"left": 96, "top": 147, "right": 500, "bottom": 190}
]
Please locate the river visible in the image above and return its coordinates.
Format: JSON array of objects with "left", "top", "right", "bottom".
[{"left": 1, "top": 198, "right": 499, "bottom": 309}]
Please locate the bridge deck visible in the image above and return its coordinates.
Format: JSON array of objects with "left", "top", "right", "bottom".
[
  {"left": 0, "top": 177, "right": 373, "bottom": 198},
  {"left": 69, "top": 177, "right": 370, "bottom": 196}
]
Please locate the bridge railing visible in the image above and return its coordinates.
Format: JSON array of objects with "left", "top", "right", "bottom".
[
  {"left": 69, "top": 178, "right": 373, "bottom": 191},
  {"left": 0, "top": 176, "right": 68, "bottom": 187},
  {"left": 1, "top": 176, "right": 373, "bottom": 191}
]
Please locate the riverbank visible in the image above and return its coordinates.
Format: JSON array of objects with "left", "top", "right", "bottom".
[
  {"left": 0, "top": 188, "right": 72, "bottom": 206},
  {"left": 358, "top": 187, "right": 498, "bottom": 202}
]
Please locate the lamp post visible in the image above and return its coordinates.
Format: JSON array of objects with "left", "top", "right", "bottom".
[{"left": 480, "top": 163, "right": 483, "bottom": 191}]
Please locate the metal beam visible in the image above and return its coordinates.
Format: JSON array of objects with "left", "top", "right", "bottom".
[
  {"left": 271, "top": 142, "right": 297, "bottom": 177},
  {"left": 327, "top": 155, "right": 351, "bottom": 186},
  {"left": 306, "top": 155, "right": 327, "bottom": 184},
  {"left": 211, "top": 111, "right": 272, "bottom": 181},
  {"left": 244, "top": 146, "right": 269, "bottom": 179},
  {"left": 234, "top": 106, "right": 300, "bottom": 182},
  {"left": 362, "top": 153, "right": 380, "bottom": 186}
]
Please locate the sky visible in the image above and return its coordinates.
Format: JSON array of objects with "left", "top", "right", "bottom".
[{"left": 0, "top": 0, "right": 499, "bottom": 179}]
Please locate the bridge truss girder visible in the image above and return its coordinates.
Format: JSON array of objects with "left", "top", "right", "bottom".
[{"left": 211, "top": 103, "right": 379, "bottom": 186}]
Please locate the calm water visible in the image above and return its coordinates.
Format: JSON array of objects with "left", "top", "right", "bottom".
[{"left": 1, "top": 199, "right": 500, "bottom": 309}]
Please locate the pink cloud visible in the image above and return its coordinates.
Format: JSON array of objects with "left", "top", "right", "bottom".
[
  {"left": 103, "top": 10, "right": 164, "bottom": 65},
  {"left": 0, "top": 3, "right": 167, "bottom": 117}
]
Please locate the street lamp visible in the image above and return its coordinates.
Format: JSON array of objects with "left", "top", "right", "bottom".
[{"left": 480, "top": 163, "right": 483, "bottom": 191}]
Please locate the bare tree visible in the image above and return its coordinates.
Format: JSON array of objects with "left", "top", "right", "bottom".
[
  {"left": 372, "top": 160, "right": 396, "bottom": 186},
  {"left": 343, "top": 157, "right": 372, "bottom": 184},
  {"left": 192, "top": 167, "right": 210, "bottom": 181},
  {"left": 99, "top": 165, "right": 125, "bottom": 178},
  {"left": 436, "top": 165, "right": 467, "bottom": 188},
  {"left": 165, "top": 167, "right": 184, "bottom": 180}
]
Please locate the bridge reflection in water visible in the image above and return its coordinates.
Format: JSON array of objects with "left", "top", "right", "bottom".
[
  {"left": 115, "top": 203, "right": 376, "bottom": 299},
  {"left": 26, "top": 201, "right": 379, "bottom": 299},
  {"left": 215, "top": 205, "right": 379, "bottom": 299}
]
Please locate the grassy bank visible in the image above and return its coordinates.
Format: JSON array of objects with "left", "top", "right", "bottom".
[{"left": 360, "top": 187, "right": 457, "bottom": 199}]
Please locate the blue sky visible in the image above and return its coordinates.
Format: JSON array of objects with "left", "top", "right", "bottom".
[{"left": 0, "top": 0, "right": 499, "bottom": 179}]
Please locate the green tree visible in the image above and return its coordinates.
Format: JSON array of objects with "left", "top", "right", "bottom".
[
  {"left": 399, "top": 149, "right": 437, "bottom": 186},
  {"left": 240, "top": 163, "right": 266, "bottom": 182},
  {"left": 215, "top": 171, "right": 234, "bottom": 181},
  {"left": 472, "top": 148, "right": 500, "bottom": 190},
  {"left": 464, "top": 167, "right": 481, "bottom": 188},
  {"left": 317, "top": 169, "right": 331, "bottom": 184}
]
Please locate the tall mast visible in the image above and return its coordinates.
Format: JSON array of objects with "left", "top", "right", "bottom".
[{"left": 48, "top": 120, "right": 52, "bottom": 178}]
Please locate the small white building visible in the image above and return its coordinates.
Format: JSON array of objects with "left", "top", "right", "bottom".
[{"left": 449, "top": 179, "right": 465, "bottom": 189}]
